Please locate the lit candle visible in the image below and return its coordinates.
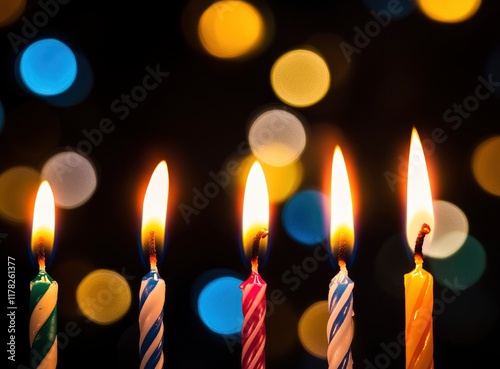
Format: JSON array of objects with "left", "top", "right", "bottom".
[
  {"left": 29, "top": 180, "right": 58, "bottom": 369},
  {"left": 404, "top": 128, "right": 434, "bottom": 369},
  {"left": 240, "top": 161, "right": 269, "bottom": 369},
  {"left": 139, "top": 160, "right": 169, "bottom": 369},
  {"left": 327, "top": 146, "right": 355, "bottom": 369}
]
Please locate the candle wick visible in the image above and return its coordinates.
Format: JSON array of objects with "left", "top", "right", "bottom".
[
  {"left": 149, "top": 230, "right": 157, "bottom": 270},
  {"left": 251, "top": 229, "right": 268, "bottom": 272},
  {"left": 37, "top": 236, "right": 46, "bottom": 271},
  {"left": 414, "top": 223, "right": 431, "bottom": 260},
  {"left": 337, "top": 233, "right": 347, "bottom": 268}
]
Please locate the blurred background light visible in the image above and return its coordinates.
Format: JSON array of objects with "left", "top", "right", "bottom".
[
  {"left": 41, "top": 151, "right": 98, "bottom": 209},
  {"left": 428, "top": 200, "right": 469, "bottom": 258},
  {"left": 416, "top": 0, "right": 482, "bottom": 23},
  {"left": 271, "top": 48, "right": 330, "bottom": 107},
  {"left": 19, "top": 38, "right": 77, "bottom": 96},
  {"left": 429, "top": 235, "right": 486, "bottom": 290},
  {"left": 0, "top": 100, "right": 4, "bottom": 135},
  {"left": 248, "top": 107, "right": 307, "bottom": 167},
  {"left": 282, "top": 190, "right": 328, "bottom": 246},
  {"left": 43, "top": 51, "right": 94, "bottom": 107},
  {"left": 0, "top": 0, "right": 26, "bottom": 27},
  {"left": 195, "top": 272, "right": 243, "bottom": 335},
  {"left": 363, "top": 0, "right": 416, "bottom": 20},
  {"left": 298, "top": 300, "right": 329, "bottom": 359},
  {"left": 76, "top": 269, "right": 132, "bottom": 325},
  {"left": 262, "top": 160, "right": 303, "bottom": 204},
  {"left": 471, "top": 135, "right": 500, "bottom": 196},
  {"left": 0, "top": 166, "right": 40, "bottom": 223},
  {"left": 198, "top": 0, "right": 266, "bottom": 59}
]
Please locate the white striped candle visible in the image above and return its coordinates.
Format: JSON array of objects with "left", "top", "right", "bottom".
[{"left": 327, "top": 262, "right": 354, "bottom": 369}]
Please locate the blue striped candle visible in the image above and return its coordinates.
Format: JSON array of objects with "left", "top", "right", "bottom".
[
  {"left": 327, "top": 262, "right": 354, "bottom": 369},
  {"left": 139, "top": 257, "right": 165, "bottom": 369}
]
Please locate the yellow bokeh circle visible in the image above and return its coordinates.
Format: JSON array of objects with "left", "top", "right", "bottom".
[
  {"left": 417, "top": 0, "right": 482, "bottom": 23},
  {"left": 271, "top": 49, "right": 330, "bottom": 107},
  {"left": 76, "top": 269, "right": 132, "bottom": 325},
  {"left": 298, "top": 300, "right": 329, "bottom": 359},
  {"left": 198, "top": 0, "right": 265, "bottom": 59},
  {"left": 471, "top": 135, "right": 500, "bottom": 196}
]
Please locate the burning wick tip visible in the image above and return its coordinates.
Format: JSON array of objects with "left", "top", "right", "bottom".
[
  {"left": 337, "top": 233, "right": 347, "bottom": 267},
  {"left": 148, "top": 230, "right": 157, "bottom": 269},
  {"left": 250, "top": 229, "right": 268, "bottom": 271},
  {"left": 37, "top": 236, "right": 46, "bottom": 270},
  {"left": 414, "top": 223, "right": 431, "bottom": 260}
]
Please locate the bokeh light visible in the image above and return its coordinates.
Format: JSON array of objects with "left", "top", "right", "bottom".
[
  {"left": 428, "top": 200, "right": 469, "bottom": 258},
  {"left": 198, "top": 0, "right": 265, "bottom": 59},
  {"left": 2, "top": 101, "right": 61, "bottom": 159},
  {"left": 41, "top": 151, "right": 98, "bottom": 209},
  {"left": 471, "top": 135, "right": 500, "bottom": 196},
  {"left": 429, "top": 235, "right": 486, "bottom": 290},
  {"left": 262, "top": 160, "right": 303, "bottom": 203},
  {"left": 282, "top": 190, "right": 328, "bottom": 246},
  {"left": 44, "top": 51, "right": 94, "bottom": 107},
  {"left": 0, "top": 0, "right": 26, "bottom": 27},
  {"left": 76, "top": 269, "right": 132, "bottom": 325},
  {"left": 19, "top": 38, "right": 77, "bottom": 96},
  {"left": 298, "top": 300, "right": 329, "bottom": 359},
  {"left": 416, "top": 0, "right": 482, "bottom": 23},
  {"left": 196, "top": 274, "right": 243, "bottom": 335},
  {"left": 270, "top": 48, "right": 330, "bottom": 107},
  {"left": 363, "top": 0, "right": 415, "bottom": 20},
  {"left": 0, "top": 166, "right": 40, "bottom": 223},
  {"left": 0, "top": 100, "right": 4, "bottom": 135},
  {"left": 248, "top": 107, "right": 307, "bottom": 167}
]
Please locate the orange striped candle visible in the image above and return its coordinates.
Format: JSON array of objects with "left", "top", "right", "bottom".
[{"left": 404, "top": 224, "right": 433, "bottom": 369}]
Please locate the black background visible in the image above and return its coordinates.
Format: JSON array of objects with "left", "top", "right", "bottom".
[{"left": 1, "top": 1, "right": 499, "bottom": 368}]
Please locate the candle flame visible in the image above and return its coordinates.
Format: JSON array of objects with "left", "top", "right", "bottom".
[
  {"left": 31, "top": 181, "right": 55, "bottom": 259},
  {"left": 141, "top": 161, "right": 169, "bottom": 254},
  {"left": 242, "top": 161, "right": 269, "bottom": 260},
  {"left": 330, "top": 146, "right": 354, "bottom": 255},
  {"left": 406, "top": 128, "right": 434, "bottom": 251}
]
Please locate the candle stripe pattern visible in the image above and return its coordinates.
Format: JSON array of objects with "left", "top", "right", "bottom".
[
  {"left": 240, "top": 271, "right": 267, "bottom": 369},
  {"left": 29, "top": 271, "right": 58, "bottom": 369},
  {"left": 404, "top": 263, "right": 434, "bottom": 369},
  {"left": 327, "top": 269, "right": 354, "bottom": 369},
  {"left": 139, "top": 270, "right": 165, "bottom": 369}
]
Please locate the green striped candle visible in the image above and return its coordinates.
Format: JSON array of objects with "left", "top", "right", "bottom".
[{"left": 29, "top": 181, "right": 57, "bottom": 369}]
